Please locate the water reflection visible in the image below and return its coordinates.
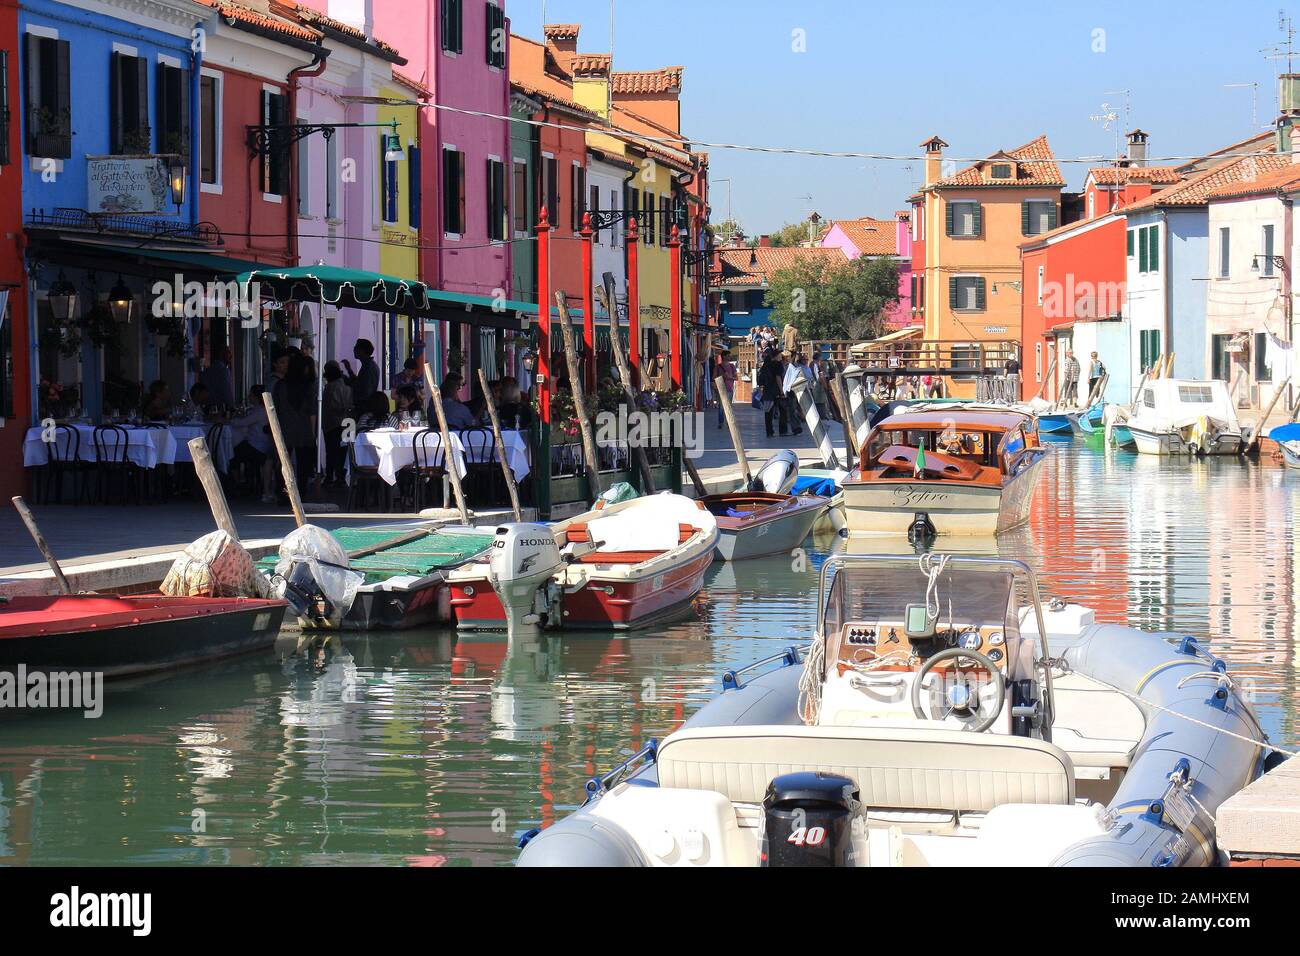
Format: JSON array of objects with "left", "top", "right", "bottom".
[{"left": 0, "top": 440, "right": 1296, "bottom": 865}]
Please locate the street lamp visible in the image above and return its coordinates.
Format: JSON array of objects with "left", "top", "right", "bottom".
[
  {"left": 166, "top": 155, "right": 188, "bottom": 209},
  {"left": 47, "top": 271, "right": 79, "bottom": 322},
  {"left": 382, "top": 121, "right": 404, "bottom": 163},
  {"left": 108, "top": 275, "right": 135, "bottom": 324}
]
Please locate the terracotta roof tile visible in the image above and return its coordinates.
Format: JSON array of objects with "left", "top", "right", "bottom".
[
  {"left": 292, "top": 5, "right": 399, "bottom": 55},
  {"left": 511, "top": 80, "right": 602, "bottom": 120},
  {"left": 544, "top": 24, "right": 581, "bottom": 40},
  {"left": 198, "top": 1, "right": 321, "bottom": 42},
  {"left": 714, "top": 246, "right": 847, "bottom": 287},
  {"left": 571, "top": 53, "right": 611, "bottom": 75},
  {"left": 824, "top": 217, "right": 897, "bottom": 256},
  {"left": 1087, "top": 165, "right": 1181, "bottom": 185},
  {"left": 1206, "top": 161, "right": 1300, "bottom": 199},
  {"left": 1123, "top": 154, "right": 1292, "bottom": 211},
  {"left": 611, "top": 68, "right": 683, "bottom": 94},
  {"left": 935, "top": 134, "right": 1065, "bottom": 188},
  {"left": 391, "top": 69, "right": 430, "bottom": 98}
]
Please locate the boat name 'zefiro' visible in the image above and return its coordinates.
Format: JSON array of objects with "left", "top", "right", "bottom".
[
  {"left": 890, "top": 489, "right": 953, "bottom": 507},
  {"left": 0, "top": 665, "right": 103, "bottom": 718}
]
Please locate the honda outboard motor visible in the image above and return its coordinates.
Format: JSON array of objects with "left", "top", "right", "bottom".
[
  {"left": 761, "top": 772, "right": 862, "bottom": 867},
  {"left": 488, "top": 523, "right": 564, "bottom": 639},
  {"left": 749, "top": 449, "right": 799, "bottom": 496}
]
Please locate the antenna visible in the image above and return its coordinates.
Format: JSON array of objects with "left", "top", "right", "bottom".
[
  {"left": 1224, "top": 82, "right": 1261, "bottom": 129},
  {"left": 1089, "top": 101, "right": 1122, "bottom": 162}
]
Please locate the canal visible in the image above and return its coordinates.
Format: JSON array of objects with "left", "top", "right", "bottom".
[{"left": 1, "top": 438, "right": 1297, "bottom": 865}]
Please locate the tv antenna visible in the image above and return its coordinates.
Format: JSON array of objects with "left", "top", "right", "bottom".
[
  {"left": 1224, "top": 82, "right": 1261, "bottom": 128},
  {"left": 1089, "top": 101, "right": 1122, "bottom": 162}
]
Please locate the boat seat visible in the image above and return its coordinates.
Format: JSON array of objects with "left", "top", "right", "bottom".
[
  {"left": 570, "top": 522, "right": 698, "bottom": 562},
  {"left": 1049, "top": 672, "right": 1145, "bottom": 769},
  {"left": 974, "top": 802, "right": 1109, "bottom": 866},
  {"left": 656, "top": 724, "right": 1075, "bottom": 812}
]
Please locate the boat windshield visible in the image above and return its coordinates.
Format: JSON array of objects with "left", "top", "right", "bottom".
[
  {"left": 867, "top": 427, "right": 1000, "bottom": 468},
  {"left": 822, "top": 560, "right": 1019, "bottom": 637}
]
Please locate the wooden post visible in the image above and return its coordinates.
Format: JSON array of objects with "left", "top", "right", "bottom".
[
  {"left": 477, "top": 367, "right": 523, "bottom": 521},
  {"left": 1128, "top": 369, "right": 1151, "bottom": 415},
  {"left": 262, "top": 390, "right": 307, "bottom": 528},
  {"left": 831, "top": 374, "right": 860, "bottom": 460},
  {"left": 600, "top": 285, "right": 657, "bottom": 493},
  {"left": 715, "top": 373, "right": 753, "bottom": 489},
  {"left": 626, "top": 218, "right": 641, "bottom": 387},
  {"left": 553, "top": 291, "right": 604, "bottom": 502},
  {"left": 423, "top": 365, "right": 472, "bottom": 527},
  {"left": 1033, "top": 356, "right": 1057, "bottom": 402},
  {"left": 11, "top": 496, "right": 73, "bottom": 595},
  {"left": 1249, "top": 380, "right": 1291, "bottom": 453},
  {"left": 188, "top": 436, "right": 239, "bottom": 540},
  {"left": 683, "top": 455, "right": 708, "bottom": 497},
  {"left": 1164, "top": 352, "right": 1176, "bottom": 378},
  {"left": 535, "top": 206, "right": 553, "bottom": 518}
]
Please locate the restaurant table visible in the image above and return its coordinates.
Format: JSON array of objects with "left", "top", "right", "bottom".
[
  {"left": 22, "top": 422, "right": 233, "bottom": 472},
  {"left": 460, "top": 429, "right": 531, "bottom": 482},
  {"left": 352, "top": 429, "right": 470, "bottom": 486}
]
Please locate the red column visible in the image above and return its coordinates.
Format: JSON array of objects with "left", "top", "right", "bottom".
[
  {"left": 537, "top": 206, "right": 551, "bottom": 425},
  {"left": 580, "top": 212, "right": 596, "bottom": 394},
  {"left": 626, "top": 217, "right": 640, "bottom": 388},
  {"left": 668, "top": 224, "right": 683, "bottom": 391}
]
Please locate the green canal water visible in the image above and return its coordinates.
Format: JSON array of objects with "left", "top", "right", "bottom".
[{"left": 1, "top": 438, "right": 1297, "bottom": 866}]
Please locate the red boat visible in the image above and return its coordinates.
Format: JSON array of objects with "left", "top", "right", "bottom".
[
  {"left": 446, "top": 493, "right": 720, "bottom": 632},
  {"left": 0, "top": 595, "right": 288, "bottom": 679}
]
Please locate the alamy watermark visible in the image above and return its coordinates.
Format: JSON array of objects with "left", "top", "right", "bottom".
[
  {"left": 0, "top": 665, "right": 103, "bottom": 718},
  {"left": 594, "top": 407, "right": 706, "bottom": 459}
]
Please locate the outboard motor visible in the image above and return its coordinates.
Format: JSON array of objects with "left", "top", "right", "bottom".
[
  {"left": 749, "top": 449, "right": 799, "bottom": 495},
  {"left": 276, "top": 561, "right": 335, "bottom": 626},
  {"left": 488, "top": 523, "right": 564, "bottom": 639},
  {"left": 907, "top": 511, "right": 936, "bottom": 546},
  {"left": 761, "top": 772, "right": 862, "bottom": 867}
]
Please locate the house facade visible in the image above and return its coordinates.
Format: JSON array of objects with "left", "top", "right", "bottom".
[
  {"left": 817, "top": 212, "right": 911, "bottom": 329},
  {"left": 0, "top": 0, "right": 26, "bottom": 499}
]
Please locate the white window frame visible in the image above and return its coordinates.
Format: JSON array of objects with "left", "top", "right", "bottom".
[
  {"left": 1218, "top": 226, "right": 1231, "bottom": 279},
  {"left": 198, "top": 68, "right": 223, "bottom": 194},
  {"left": 1261, "top": 223, "right": 1276, "bottom": 277},
  {"left": 261, "top": 84, "right": 285, "bottom": 203},
  {"left": 1037, "top": 265, "right": 1044, "bottom": 307},
  {"left": 949, "top": 201, "right": 979, "bottom": 238}
]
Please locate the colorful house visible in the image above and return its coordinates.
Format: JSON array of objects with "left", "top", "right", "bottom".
[
  {"left": 818, "top": 213, "right": 911, "bottom": 329},
  {"left": 0, "top": 0, "right": 27, "bottom": 500},
  {"left": 713, "top": 237, "right": 847, "bottom": 339},
  {"left": 911, "top": 134, "right": 1064, "bottom": 396}
]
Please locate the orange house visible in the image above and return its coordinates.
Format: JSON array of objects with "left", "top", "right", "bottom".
[{"left": 911, "top": 135, "right": 1064, "bottom": 396}]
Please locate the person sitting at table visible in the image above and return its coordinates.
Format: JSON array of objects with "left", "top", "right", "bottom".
[
  {"left": 141, "top": 380, "right": 172, "bottom": 421},
  {"left": 388, "top": 385, "right": 426, "bottom": 428},
  {"left": 322, "top": 360, "right": 353, "bottom": 488},
  {"left": 357, "top": 392, "right": 391, "bottom": 431},
  {"left": 189, "top": 382, "right": 212, "bottom": 416},
  {"left": 393, "top": 358, "right": 426, "bottom": 398},
  {"left": 497, "top": 377, "right": 533, "bottom": 429},
  {"left": 230, "top": 384, "right": 276, "bottom": 503},
  {"left": 437, "top": 382, "right": 476, "bottom": 430}
]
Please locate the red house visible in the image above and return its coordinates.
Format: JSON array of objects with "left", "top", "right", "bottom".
[{"left": 0, "top": 1, "right": 28, "bottom": 500}]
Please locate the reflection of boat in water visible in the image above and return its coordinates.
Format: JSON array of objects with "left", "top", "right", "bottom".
[
  {"left": 841, "top": 409, "right": 1047, "bottom": 537},
  {"left": 520, "top": 553, "right": 1277, "bottom": 867},
  {"left": 1127, "top": 379, "right": 1247, "bottom": 456}
]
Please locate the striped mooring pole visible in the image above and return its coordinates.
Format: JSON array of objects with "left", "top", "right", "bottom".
[
  {"left": 788, "top": 375, "right": 842, "bottom": 470},
  {"left": 840, "top": 364, "right": 872, "bottom": 451}
]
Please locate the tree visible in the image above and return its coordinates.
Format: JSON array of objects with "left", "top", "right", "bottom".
[
  {"left": 763, "top": 255, "right": 900, "bottom": 342},
  {"left": 768, "top": 218, "right": 821, "bottom": 247},
  {"left": 706, "top": 218, "right": 746, "bottom": 242}
]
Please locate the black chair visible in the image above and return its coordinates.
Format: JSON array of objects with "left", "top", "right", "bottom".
[
  {"left": 409, "top": 429, "right": 449, "bottom": 512},
  {"left": 36, "top": 424, "right": 84, "bottom": 505},
  {"left": 458, "top": 427, "right": 501, "bottom": 506},
  {"left": 346, "top": 437, "right": 392, "bottom": 512},
  {"left": 92, "top": 425, "right": 143, "bottom": 505}
]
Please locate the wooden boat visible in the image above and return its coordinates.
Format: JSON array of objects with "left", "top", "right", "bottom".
[
  {"left": 1127, "top": 379, "right": 1246, "bottom": 455},
  {"left": 0, "top": 594, "right": 287, "bottom": 679},
  {"left": 1269, "top": 423, "right": 1300, "bottom": 469},
  {"left": 1035, "top": 412, "right": 1074, "bottom": 435},
  {"left": 260, "top": 523, "right": 496, "bottom": 630},
  {"left": 447, "top": 493, "right": 719, "bottom": 633},
  {"left": 841, "top": 409, "right": 1047, "bottom": 537},
  {"left": 1103, "top": 404, "right": 1135, "bottom": 449},
  {"left": 701, "top": 491, "right": 828, "bottom": 561}
]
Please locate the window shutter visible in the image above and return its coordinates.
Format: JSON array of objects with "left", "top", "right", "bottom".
[
  {"left": 408, "top": 144, "right": 421, "bottom": 229},
  {"left": 1149, "top": 226, "right": 1159, "bottom": 272},
  {"left": 945, "top": 202, "right": 954, "bottom": 236},
  {"left": 975, "top": 277, "right": 986, "bottom": 310},
  {"left": 1021, "top": 201, "right": 1030, "bottom": 236},
  {"left": 23, "top": 34, "right": 41, "bottom": 155},
  {"left": 0, "top": 50, "right": 9, "bottom": 166},
  {"left": 454, "top": 0, "right": 464, "bottom": 54},
  {"left": 135, "top": 56, "right": 150, "bottom": 151},
  {"left": 110, "top": 51, "right": 124, "bottom": 154},
  {"left": 948, "top": 275, "right": 958, "bottom": 309},
  {"left": 1138, "top": 227, "right": 1148, "bottom": 273},
  {"left": 458, "top": 150, "right": 466, "bottom": 234},
  {"left": 272, "top": 94, "right": 290, "bottom": 195},
  {"left": 972, "top": 203, "right": 983, "bottom": 237},
  {"left": 1126, "top": 230, "right": 1133, "bottom": 257},
  {"left": 53, "top": 39, "right": 70, "bottom": 158},
  {"left": 1046, "top": 203, "right": 1058, "bottom": 231}
]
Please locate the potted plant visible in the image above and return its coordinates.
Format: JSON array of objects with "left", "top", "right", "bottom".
[{"left": 31, "top": 106, "right": 72, "bottom": 158}]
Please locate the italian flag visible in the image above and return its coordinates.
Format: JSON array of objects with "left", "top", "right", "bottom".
[{"left": 915, "top": 441, "right": 926, "bottom": 478}]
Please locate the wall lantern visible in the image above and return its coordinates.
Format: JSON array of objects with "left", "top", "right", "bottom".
[
  {"left": 382, "top": 121, "right": 404, "bottom": 163},
  {"left": 47, "top": 271, "right": 79, "bottom": 322},
  {"left": 167, "top": 155, "right": 188, "bottom": 209},
  {"left": 108, "top": 275, "right": 135, "bottom": 324}
]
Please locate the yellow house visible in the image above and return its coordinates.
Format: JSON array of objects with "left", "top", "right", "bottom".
[{"left": 376, "top": 71, "right": 427, "bottom": 365}]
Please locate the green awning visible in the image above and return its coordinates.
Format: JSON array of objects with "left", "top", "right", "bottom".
[{"left": 235, "top": 265, "right": 431, "bottom": 313}]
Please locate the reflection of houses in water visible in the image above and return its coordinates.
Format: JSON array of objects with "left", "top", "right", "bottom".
[{"left": 1122, "top": 455, "right": 1201, "bottom": 633}]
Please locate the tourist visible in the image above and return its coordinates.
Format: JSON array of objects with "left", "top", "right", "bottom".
[
  {"left": 341, "top": 338, "right": 380, "bottom": 411},
  {"left": 716, "top": 348, "right": 737, "bottom": 427},
  {"left": 1087, "top": 351, "right": 1106, "bottom": 403},
  {"left": 1062, "top": 349, "right": 1081, "bottom": 407},
  {"left": 782, "top": 322, "right": 799, "bottom": 357},
  {"left": 272, "top": 350, "right": 317, "bottom": 495},
  {"left": 229, "top": 384, "right": 276, "bottom": 502},
  {"left": 497, "top": 377, "right": 533, "bottom": 429},
  {"left": 393, "top": 357, "right": 426, "bottom": 398},
  {"left": 1004, "top": 351, "right": 1022, "bottom": 402},
  {"left": 321, "top": 361, "right": 353, "bottom": 488},
  {"left": 388, "top": 385, "right": 426, "bottom": 428},
  {"left": 357, "top": 391, "right": 392, "bottom": 431},
  {"left": 141, "top": 380, "right": 172, "bottom": 421},
  {"left": 201, "top": 348, "right": 237, "bottom": 409},
  {"left": 758, "top": 349, "right": 789, "bottom": 437},
  {"left": 439, "top": 382, "right": 477, "bottom": 430},
  {"left": 188, "top": 382, "right": 211, "bottom": 415}
]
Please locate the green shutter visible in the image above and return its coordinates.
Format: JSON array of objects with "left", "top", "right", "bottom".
[
  {"left": 1127, "top": 229, "right": 1134, "bottom": 257},
  {"left": 1046, "top": 204, "right": 1058, "bottom": 231},
  {"left": 972, "top": 204, "right": 983, "bottom": 237},
  {"left": 1149, "top": 226, "right": 1159, "bottom": 272},
  {"left": 1021, "top": 201, "right": 1030, "bottom": 236},
  {"left": 1138, "top": 227, "right": 1148, "bottom": 273},
  {"left": 949, "top": 275, "right": 958, "bottom": 309},
  {"left": 945, "top": 203, "right": 954, "bottom": 236},
  {"left": 974, "top": 277, "right": 986, "bottom": 311}
]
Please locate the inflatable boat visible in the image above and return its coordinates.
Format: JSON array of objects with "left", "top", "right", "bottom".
[{"left": 518, "top": 553, "right": 1278, "bottom": 867}]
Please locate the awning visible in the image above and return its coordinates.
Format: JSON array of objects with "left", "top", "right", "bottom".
[
  {"left": 236, "top": 265, "right": 431, "bottom": 313},
  {"left": 27, "top": 237, "right": 277, "bottom": 281},
  {"left": 849, "top": 325, "right": 923, "bottom": 354}
]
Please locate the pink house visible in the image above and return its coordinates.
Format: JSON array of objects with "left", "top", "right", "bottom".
[{"left": 818, "top": 212, "right": 913, "bottom": 330}]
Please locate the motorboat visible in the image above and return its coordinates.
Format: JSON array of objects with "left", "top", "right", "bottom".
[
  {"left": 1269, "top": 423, "right": 1300, "bottom": 469},
  {"left": 447, "top": 493, "right": 719, "bottom": 635},
  {"left": 1103, "top": 404, "right": 1136, "bottom": 449},
  {"left": 0, "top": 594, "right": 287, "bottom": 679},
  {"left": 261, "top": 522, "right": 495, "bottom": 630},
  {"left": 700, "top": 451, "right": 830, "bottom": 561},
  {"left": 518, "top": 553, "right": 1277, "bottom": 867},
  {"left": 840, "top": 409, "right": 1047, "bottom": 537},
  {"left": 1126, "top": 379, "right": 1247, "bottom": 456}
]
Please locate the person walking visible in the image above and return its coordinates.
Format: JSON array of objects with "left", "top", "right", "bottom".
[
  {"left": 1061, "top": 349, "right": 1081, "bottom": 407},
  {"left": 757, "top": 349, "right": 788, "bottom": 437},
  {"left": 1087, "top": 351, "right": 1106, "bottom": 403},
  {"left": 1004, "top": 351, "right": 1022, "bottom": 403}
]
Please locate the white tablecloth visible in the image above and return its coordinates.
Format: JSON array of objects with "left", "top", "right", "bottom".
[
  {"left": 22, "top": 423, "right": 233, "bottom": 472},
  {"left": 460, "top": 430, "right": 531, "bottom": 482},
  {"left": 170, "top": 424, "right": 235, "bottom": 472},
  {"left": 353, "top": 429, "right": 469, "bottom": 486}
]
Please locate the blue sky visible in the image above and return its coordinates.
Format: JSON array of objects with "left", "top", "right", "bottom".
[{"left": 510, "top": 0, "right": 1291, "bottom": 234}]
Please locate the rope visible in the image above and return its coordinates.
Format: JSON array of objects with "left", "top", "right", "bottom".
[
  {"left": 797, "top": 633, "right": 826, "bottom": 726},
  {"left": 919, "top": 553, "right": 950, "bottom": 622}
]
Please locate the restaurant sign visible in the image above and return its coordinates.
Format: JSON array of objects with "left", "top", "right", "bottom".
[{"left": 86, "top": 156, "right": 171, "bottom": 215}]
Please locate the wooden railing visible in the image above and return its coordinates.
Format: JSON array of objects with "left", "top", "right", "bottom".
[{"left": 735, "top": 339, "right": 1018, "bottom": 377}]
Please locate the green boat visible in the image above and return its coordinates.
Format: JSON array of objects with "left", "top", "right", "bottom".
[{"left": 260, "top": 523, "right": 495, "bottom": 630}]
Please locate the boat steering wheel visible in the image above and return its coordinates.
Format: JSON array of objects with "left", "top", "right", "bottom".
[{"left": 910, "top": 647, "right": 1006, "bottom": 733}]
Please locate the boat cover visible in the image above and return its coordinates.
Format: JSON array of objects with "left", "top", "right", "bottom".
[
  {"left": 792, "top": 475, "right": 839, "bottom": 497},
  {"left": 1269, "top": 423, "right": 1300, "bottom": 443},
  {"left": 161, "top": 531, "right": 272, "bottom": 599}
]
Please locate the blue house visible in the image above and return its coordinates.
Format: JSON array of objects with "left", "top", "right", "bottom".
[{"left": 21, "top": 0, "right": 209, "bottom": 419}]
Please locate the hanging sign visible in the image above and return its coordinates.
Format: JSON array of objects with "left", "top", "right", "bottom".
[{"left": 86, "top": 156, "right": 171, "bottom": 214}]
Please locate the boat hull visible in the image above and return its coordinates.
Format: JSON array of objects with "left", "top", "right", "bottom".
[
  {"left": 0, "top": 596, "right": 288, "bottom": 679},
  {"left": 1037, "top": 414, "right": 1073, "bottom": 435},
  {"left": 1282, "top": 441, "right": 1300, "bottom": 469},
  {"left": 342, "top": 576, "right": 450, "bottom": 630},
  {"left": 710, "top": 495, "right": 828, "bottom": 561},
  {"left": 841, "top": 455, "right": 1043, "bottom": 536},
  {"left": 1129, "top": 425, "right": 1243, "bottom": 456}
]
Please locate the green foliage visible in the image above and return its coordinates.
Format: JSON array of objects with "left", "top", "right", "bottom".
[
  {"left": 763, "top": 255, "right": 901, "bottom": 342},
  {"left": 706, "top": 218, "right": 746, "bottom": 242},
  {"left": 767, "top": 219, "right": 821, "bottom": 247}
]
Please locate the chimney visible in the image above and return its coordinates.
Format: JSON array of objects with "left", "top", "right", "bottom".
[
  {"left": 544, "top": 24, "right": 581, "bottom": 74},
  {"left": 1126, "top": 129, "right": 1149, "bottom": 167},
  {"left": 758, "top": 235, "right": 772, "bottom": 248},
  {"left": 921, "top": 136, "right": 948, "bottom": 186}
]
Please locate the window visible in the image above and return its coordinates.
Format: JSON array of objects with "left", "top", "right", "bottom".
[
  {"left": 298, "top": 116, "right": 312, "bottom": 216},
  {"left": 1137, "top": 224, "right": 1159, "bottom": 274},
  {"left": 199, "top": 73, "right": 220, "bottom": 186},
  {"left": 1261, "top": 224, "right": 1276, "bottom": 276},
  {"left": 990, "top": 163, "right": 1012, "bottom": 180},
  {"left": 1218, "top": 227, "right": 1231, "bottom": 278},
  {"left": 1255, "top": 331, "right": 1271, "bottom": 382},
  {"left": 260, "top": 89, "right": 289, "bottom": 196},
  {"left": 915, "top": 273, "right": 923, "bottom": 311},
  {"left": 24, "top": 33, "right": 72, "bottom": 158},
  {"left": 441, "top": 0, "right": 463, "bottom": 54},
  {"left": 946, "top": 201, "right": 981, "bottom": 237},
  {"left": 512, "top": 158, "right": 528, "bottom": 234},
  {"left": 949, "top": 275, "right": 985, "bottom": 311},
  {"left": 0, "top": 51, "right": 9, "bottom": 166},
  {"left": 1177, "top": 385, "right": 1214, "bottom": 403},
  {"left": 442, "top": 146, "right": 465, "bottom": 234},
  {"left": 627, "top": 186, "right": 639, "bottom": 238},
  {"left": 110, "top": 51, "right": 150, "bottom": 154},
  {"left": 407, "top": 144, "right": 421, "bottom": 229},
  {"left": 1126, "top": 228, "right": 1134, "bottom": 258},
  {"left": 1211, "top": 333, "right": 1232, "bottom": 381},
  {"left": 1087, "top": 191, "right": 1095, "bottom": 219},
  {"left": 1021, "top": 200, "right": 1056, "bottom": 236},
  {"left": 643, "top": 190, "right": 655, "bottom": 244},
  {"left": 156, "top": 61, "right": 189, "bottom": 157},
  {"left": 486, "top": 157, "right": 506, "bottom": 241},
  {"left": 571, "top": 162, "right": 585, "bottom": 231},
  {"left": 325, "top": 133, "right": 339, "bottom": 218},
  {"left": 1139, "top": 329, "right": 1162, "bottom": 373},
  {"left": 589, "top": 183, "right": 600, "bottom": 241},
  {"left": 1143, "top": 388, "right": 1155, "bottom": 408},
  {"left": 485, "top": 1, "right": 505, "bottom": 68},
  {"left": 381, "top": 138, "right": 398, "bottom": 224},
  {"left": 542, "top": 154, "right": 558, "bottom": 226}
]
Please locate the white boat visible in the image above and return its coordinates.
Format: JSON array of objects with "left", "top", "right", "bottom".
[
  {"left": 1269, "top": 423, "right": 1300, "bottom": 469},
  {"left": 840, "top": 409, "right": 1047, "bottom": 538},
  {"left": 519, "top": 553, "right": 1276, "bottom": 867},
  {"left": 1126, "top": 379, "right": 1247, "bottom": 456}
]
